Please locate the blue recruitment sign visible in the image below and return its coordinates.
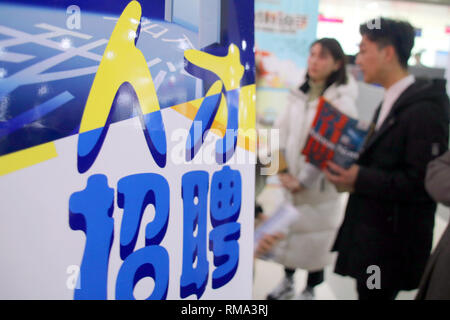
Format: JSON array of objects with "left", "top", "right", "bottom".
[{"left": 0, "top": 0, "right": 256, "bottom": 300}]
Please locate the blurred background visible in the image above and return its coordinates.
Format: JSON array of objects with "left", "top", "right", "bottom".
[{"left": 253, "top": 0, "right": 450, "bottom": 300}]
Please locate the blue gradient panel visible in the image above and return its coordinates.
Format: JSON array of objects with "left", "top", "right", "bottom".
[
  {"left": 0, "top": 2, "right": 197, "bottom": 157},
  {"left": 0, "top": 91, "right": 74, "bottom": 138},
  {"left": 0, "top": 0, "right": 254, "bottom": 161}
]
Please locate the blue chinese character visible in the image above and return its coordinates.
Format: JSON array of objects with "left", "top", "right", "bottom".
[
  {"left": 180, "top": 171, "right": 209, "bottom": 299},
  {"left": 209, "top": 166, "right": 242, "bottom": 289},
  {"left": 115, "top": 173, "right": 170, "bottom": 300},
  {"left": 69, "top": 174, "right": 115, "bottom": 300}
]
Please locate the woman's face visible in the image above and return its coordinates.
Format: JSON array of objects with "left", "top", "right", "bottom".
[{"left": 307, "top": 43, "right": 341, "bottom": 83}]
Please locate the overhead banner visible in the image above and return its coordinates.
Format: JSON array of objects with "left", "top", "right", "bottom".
[
  {"left": 0, "top": 0, "right": 255, "bottom": 300},
  {"left": 254, "top": 0, "right": 318, "bottom": 147},
  {"left": 255, "top": 0, "right": 318, "bottom": 88}
]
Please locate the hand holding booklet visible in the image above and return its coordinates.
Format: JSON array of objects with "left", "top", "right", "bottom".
[
  {"left": 254, "top": 98, "right": 369, "bottom": 259},
  {"left": 301, "top": 97, "right": 370, "bottom": 170},
  {"left": 254, "top": 202, "right": 300, "bottom": 260}
]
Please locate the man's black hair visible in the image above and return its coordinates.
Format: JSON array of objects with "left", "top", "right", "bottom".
[{"left": 360, "top": 18, "right": 415, "bottom": 69}]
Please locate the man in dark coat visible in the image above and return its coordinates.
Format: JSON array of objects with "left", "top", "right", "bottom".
[
  {"left": 416, "top": 151, "right": 450, "bottom": 300},
  {"left": 324, "top": 18, "right": 450, "bottom": 300}
]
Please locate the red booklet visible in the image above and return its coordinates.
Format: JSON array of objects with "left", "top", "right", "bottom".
[{"left": 301, "top": 97, "right": 369, "bottom": 170}]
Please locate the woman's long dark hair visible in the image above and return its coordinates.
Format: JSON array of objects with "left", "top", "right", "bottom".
[{"left": 300, "top": 38, "right": 348, "bottom": 94}]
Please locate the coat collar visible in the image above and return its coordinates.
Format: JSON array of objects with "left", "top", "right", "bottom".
[
  {"left": 291, "top": 74, "right": 359, "bottom": 103},
  {"left": 360, "top": 81, "right": 417, "bottom": 155}
]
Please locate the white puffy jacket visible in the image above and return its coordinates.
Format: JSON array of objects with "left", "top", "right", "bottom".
[{"left": 270, "top": 74, "right": 359, "bottom": 271}]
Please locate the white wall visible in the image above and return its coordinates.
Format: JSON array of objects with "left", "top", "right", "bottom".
[{"left": 317, "top": 0, "right": 450, "bottom": 68}]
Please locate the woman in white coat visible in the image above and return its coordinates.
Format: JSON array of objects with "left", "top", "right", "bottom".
[{"left": 264, "top": 38, "right": 359, "bottom": 300}]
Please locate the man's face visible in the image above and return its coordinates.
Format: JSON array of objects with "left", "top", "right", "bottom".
[{"left": 356, "top": 35, "right": 386, "bottom": 84}]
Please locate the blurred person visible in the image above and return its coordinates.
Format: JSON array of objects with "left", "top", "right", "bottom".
[
  {"left": 414, "top": 53, "right": 423, "bottom": 67},
  {"left": 261, "top": 38, "right": 358, "bottom": 300},
  {"left": 416, "top": 151, "right": 450, "bottom": 300},
  {"left": 324, "top": 18, "right": 450, "bottom": 300},
  {"left": 413, "top": 50, "right": 425, "bottom": 67}
]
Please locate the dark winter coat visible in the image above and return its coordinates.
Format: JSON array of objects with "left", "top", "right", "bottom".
[
  {"left": 332, "top": 78, "right": 450, "bottom": 290},
  {"left": 416, "top": 151, "right": 450, "bottom": 299}
]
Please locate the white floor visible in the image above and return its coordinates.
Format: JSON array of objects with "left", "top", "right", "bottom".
[{"left": 252, "top": 204, "right": 449, "bottom": 300}]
